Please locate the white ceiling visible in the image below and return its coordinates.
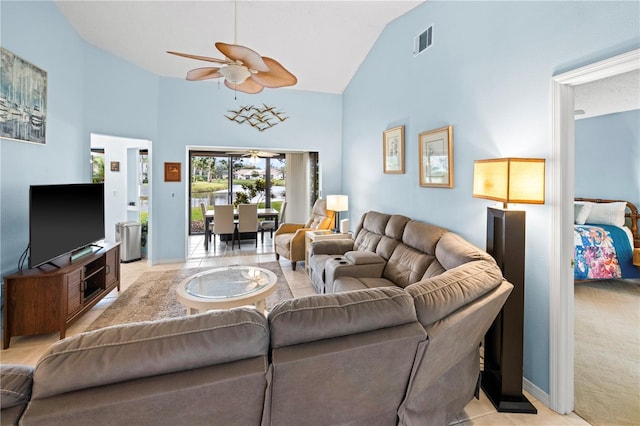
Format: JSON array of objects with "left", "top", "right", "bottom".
[
  {"left": 574, "top": 70, "right": 640, "bottom": 119},
  {"left": 53, "top": 1, "right": 640, "bottom": 115},
  {"left": 54, "top": 0, "right": 423, "bottom": 94}
]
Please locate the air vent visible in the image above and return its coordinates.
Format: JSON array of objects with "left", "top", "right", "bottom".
[{"left": 414, "top": 25, "right": 433, "bottom": 56}]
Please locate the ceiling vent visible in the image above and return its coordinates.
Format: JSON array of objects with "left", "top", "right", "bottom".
[{"left": 414, "top": 25, "right": 433, "bottom": 56}]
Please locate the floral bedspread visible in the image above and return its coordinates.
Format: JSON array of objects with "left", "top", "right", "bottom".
[{"left": 574, "top": 224, "right": 639, "bottom": 280}]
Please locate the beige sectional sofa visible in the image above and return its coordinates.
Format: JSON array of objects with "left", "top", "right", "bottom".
[
  {"left": 308, "top": 210, "right": 515, "bottom": 423},
  {"left": 1, "top": 210, "right": 513, "bottom": 426}
]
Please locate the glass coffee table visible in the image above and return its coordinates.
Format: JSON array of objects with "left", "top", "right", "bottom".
[{"left": 176, "top": 266, "right": 277, "bottom": 314}]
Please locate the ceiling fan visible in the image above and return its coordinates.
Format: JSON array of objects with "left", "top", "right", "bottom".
[
  {"left": 167, "top": 2, "right": 296, "bottom": 94},
  {"left": 226, "top": 150, "right": 278, "bottom": 163}
]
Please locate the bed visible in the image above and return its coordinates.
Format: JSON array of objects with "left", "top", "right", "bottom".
[{"left": 574, "top": 198, "right": 640, "bottom": 280}]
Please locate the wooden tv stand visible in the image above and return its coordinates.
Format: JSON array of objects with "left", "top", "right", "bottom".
[{"left": 3, "top": 242, "right": 120, "bottom": 349}]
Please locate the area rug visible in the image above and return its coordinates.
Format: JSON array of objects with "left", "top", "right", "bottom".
[
  {"left": 86, "top": 262, "right": 293, "bottom": 332},
  {"left": 574, "top": 279, "right": 640, "bottom": 426}
]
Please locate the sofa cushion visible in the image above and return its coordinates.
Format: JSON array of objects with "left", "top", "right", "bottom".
[
  {"left": 435, "top": 232, "right": 494, "bottom": 271},
  {"left": 324, "top": 257, "right": 387, "bottom": 293},
  {"left": 333, "top": 277, "right": 396, "bottom": 293},
  {"left": 268, "top": 287, "right": 417, "bottom": 348},
  {"left": 0, "top": 364, "right": 33, "bottom": 409},
  {"left": 385, "top": 214, "right": 411, "bottom": 240},
  {"left": 406, "top": 260, "right": 504, "bottom": 326},
  {"left": 402, "top": 220, "right": 447, "bottom": 254},
  {"left": 362, "top": 211, "right": 391, "bottom": 235},
  {"left": 32, "top": 308, "right": 269, "bottom": 399},
  {"left": 383, "top": 244, "right": 435, "bottom": 288}
]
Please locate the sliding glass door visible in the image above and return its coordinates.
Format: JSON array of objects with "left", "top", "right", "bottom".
[{"left": 188, "top": 150, "right": 288, "bottom": 235}]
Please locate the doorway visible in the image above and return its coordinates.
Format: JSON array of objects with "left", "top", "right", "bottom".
[
  {"left": 90, "top": 134, "right": 152, "bottom": 260},
  {"left": 549, "top": 49, "right": 640, "bottom": 414}
]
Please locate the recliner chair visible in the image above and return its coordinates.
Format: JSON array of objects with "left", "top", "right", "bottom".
[{"left": 274, "top": 199, "right": 334, "bottom": 270}]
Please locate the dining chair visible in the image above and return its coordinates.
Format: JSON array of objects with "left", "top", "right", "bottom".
[
  {"left": 200, "top": 203, "right": 214, "bottom": 243},
  {"left": 237, "top": 204, "right": 259, "bottom": 248},
  {"left": 213, "top": 205, "right": 236, "bottom": 249},
  {"left": 259, "top": 201, "right": 287, "bottom": 242}
]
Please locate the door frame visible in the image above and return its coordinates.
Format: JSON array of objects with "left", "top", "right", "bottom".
[{"left": 549, "top": 48, "right": 640, "bottom": 414}]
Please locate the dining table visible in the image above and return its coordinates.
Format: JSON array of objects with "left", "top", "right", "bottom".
[{"left": 204, "top": 207, "right": 279, "bottom": 250}]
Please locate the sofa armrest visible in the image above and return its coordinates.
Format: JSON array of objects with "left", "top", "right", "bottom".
[
  {"left": 309, "top": 239, "right": 355, "bottom": 256},
  {"left": 274, "top": 223, "right": 304, "bottom": 236},
  {"left": 325, "top": 253, "right": 387, "bottom": 293},
  {"left": 1, "top": 364, "right": 33, "bottom": 409},
  {"left": 1, "top": 364, "right": 33, "bottom": 426},
  {"left": 345, "top": 251, "right": 385, "bottom": 265}
]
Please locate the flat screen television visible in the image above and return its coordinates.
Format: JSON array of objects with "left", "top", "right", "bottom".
[{"left": 29, "top": 183, "right": 105, "bottom": 268}]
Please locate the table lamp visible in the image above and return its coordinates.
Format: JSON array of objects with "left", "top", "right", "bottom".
[
  {"left": 473, "top": 157, "right": 545, "bottom": 414},
  {"left": 326, "top": 195, "right": 348, "bottom": 233}
]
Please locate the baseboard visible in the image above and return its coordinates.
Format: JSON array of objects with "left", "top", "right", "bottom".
[
  {"left": 524, "top": 377, "right": 550, "bottom": 408},
  {"left": 148, "top": 258, "right": 182, "bottom": 266}
]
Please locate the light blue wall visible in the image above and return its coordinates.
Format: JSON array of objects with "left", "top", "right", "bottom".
[
  {"left": 1, "top": 1, "right": 85, "bottom": 276},
  {"left": 1, "top": 1, "right": 342, "bottom": 272},
  {"left": 575, "top": 110, "right": 640, "bottom": 207},
  {"left": 343, "top": 1, "right": 639, "bottom": 393},
  {"left": 154, "top": 78, "right": 342, "bottom": 261}
]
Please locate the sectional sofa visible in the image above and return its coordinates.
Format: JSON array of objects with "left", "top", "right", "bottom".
[{"left": 1, "top": 211, "right": 513, "bottom": 426}]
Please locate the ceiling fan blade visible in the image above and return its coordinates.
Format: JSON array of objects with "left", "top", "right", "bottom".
[
  {"left": 186, "top": 67, "right": 222, "bottom": 81},
  {"left": 254, "top": 151, "right": 277, "bottom": 157},
  {"left": 224, "top": 78, "right": 264, "bottom": 94},
  {"left": 250, "top": 57, "right": 297, "bottom": 88},
  {"left": 167, "top": 51, "right": 231, "bottom": 65},
  {"left": 215, "top": 42, "right": 269, "bottom": 72}
]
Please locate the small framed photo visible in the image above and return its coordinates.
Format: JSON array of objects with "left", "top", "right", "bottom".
[
  {"left": 418, "top": 125, "right": 454, "bottom": 188},
  {"left": 383, "top": 125, "right": 405, "bottom": 174},
  {"left": 110, "top": 161, "right": 120, "bottom": 172},
  {"left": 164, "top": 162, "right": 181, "bottom": 182}
]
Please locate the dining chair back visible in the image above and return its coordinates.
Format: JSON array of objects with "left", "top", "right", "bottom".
[
  {"left": 213, "top": 204, "right": 236, "bottom": 249},
  {"left": 200, "top": 202, "right": 214, "bottom": 242},
  {"left": 259, "top": 201, "right": 287, "bottom": 242},
  {"left": 238, "top": 204, "right": 259, "bottom": 247}
]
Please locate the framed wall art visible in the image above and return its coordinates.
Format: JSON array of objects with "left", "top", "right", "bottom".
[
  {"left": 383, "top": 125, "right": 405, "bottom": 174},
  {"left": 0, "top": 48, "right": 47, "bottom": 144},
  {"left": 110, "top": 161, "right": 120, "bottom": 172},
  {"left": 418, "top": 125, "right": 454, "bottom": 188},
  {"left": 164, "top": 162, "right": 181, "bottom": 182}
]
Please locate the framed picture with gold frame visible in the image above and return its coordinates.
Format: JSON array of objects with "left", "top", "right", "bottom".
[
  {"left": 418, "top": 125, "right": 454, "bottom": 188},
  {"left": 383, "top": 125, "right": 405, "bottom": 174},
  {"left": 164, "top": 162, "right": 181, "bottom": 182}
]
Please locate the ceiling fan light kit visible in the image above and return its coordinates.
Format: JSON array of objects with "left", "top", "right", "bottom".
[{"left": 219, "top": 63, "right": 251, "bottom": 84}]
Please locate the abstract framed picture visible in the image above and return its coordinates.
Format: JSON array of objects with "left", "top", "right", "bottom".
[
  {"left": 418, "top": 125, "right": 454, "bottom": 188},
  {"left": 0, "top": 48, "right": 47, "bottom": 144},
  {"left": 383, "top": 125, "right": 405, "bottom": 174},
  {"left": 164, "top": 162, "right": 181, "bottom": 182}
]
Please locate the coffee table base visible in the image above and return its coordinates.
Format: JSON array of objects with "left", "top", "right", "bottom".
[{"left": 176, "top": 266, "right": 277, "bottom": 314}]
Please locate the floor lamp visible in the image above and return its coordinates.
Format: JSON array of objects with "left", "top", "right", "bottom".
[
  {"left": 326, "top": 195, "right": 348, "bottom": 233},
  {"left": 472, "top": 158, "right": 545, "bottom": 414}
]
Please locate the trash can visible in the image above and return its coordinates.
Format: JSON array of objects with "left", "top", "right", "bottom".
[{"left": 115, "top": 221, "right": 142, "bottom": 263}]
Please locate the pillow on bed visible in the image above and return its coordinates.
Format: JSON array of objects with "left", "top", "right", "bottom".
[
  {"left": 574, "top": 203, "right": 592, "bottom": 225},
  {"left": 584, "top": 201, "right": 626, "bottom": 227}
]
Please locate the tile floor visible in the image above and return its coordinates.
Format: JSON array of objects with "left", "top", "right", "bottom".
[{"left": 1, "top": 235, "right": 590, "bottom": 425}]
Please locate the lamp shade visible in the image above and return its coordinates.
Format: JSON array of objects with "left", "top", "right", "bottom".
[
  {"left": 326, "top": 195, "right": 349, "bottom": 212},
  {"left": 473, "top": 158, "right": 545, "bottom": 206}
]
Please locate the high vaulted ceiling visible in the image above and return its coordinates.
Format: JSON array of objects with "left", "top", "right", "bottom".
[{"left": 54, "top": 0, "right": 423, "bottom": 94}]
